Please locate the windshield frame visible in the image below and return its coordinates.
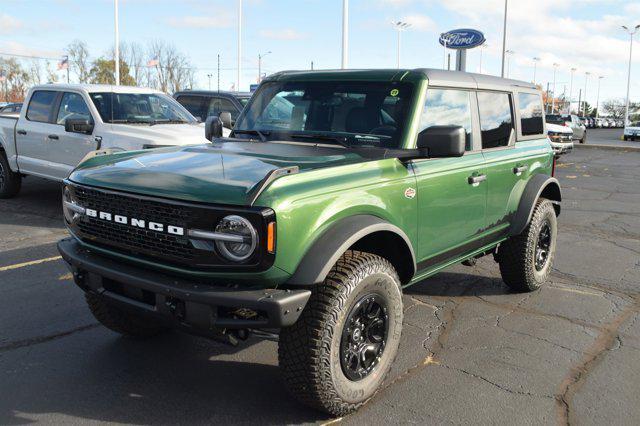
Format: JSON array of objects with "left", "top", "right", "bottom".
[
  {"left": 89, "top": 91, "right": 197, "bottom": 125},
  {"left": 233, "top": 80, "right": 417, "bottom": 150}
]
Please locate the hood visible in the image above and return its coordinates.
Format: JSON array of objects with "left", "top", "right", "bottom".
[
  {"left": 108, "top": 122, "right": 229, "bottom": 146},
  {"left": 69, "top": 141, "right": 367, "bottom": 205},
  {"left": 546, "top": 123, "right": 572, "bottom": 134}
]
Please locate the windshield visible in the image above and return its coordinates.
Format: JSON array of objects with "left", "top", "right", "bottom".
[
  {"left": 238, "top": 97, "right": 250, "bottom": 107},
  {"left": 545, "top": 114, "right": 568, "bottom": 124},
  {"left": 234, "top": 81, "right": 415, "bottom": 148},
  {"left": 89, "top": 92, "right": 196, "bottom": 124}
]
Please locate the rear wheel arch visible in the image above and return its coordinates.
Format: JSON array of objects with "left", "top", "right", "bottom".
[
  {"left": 509, "top": 174, "right": 561, "bottom": 236},
  {"left": 286, "top": 215, "right": 416, "bottom": 287}
]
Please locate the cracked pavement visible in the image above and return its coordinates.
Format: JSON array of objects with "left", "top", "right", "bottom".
[{"left": 1, "top": 141, "right": 639, "bottom": 425}]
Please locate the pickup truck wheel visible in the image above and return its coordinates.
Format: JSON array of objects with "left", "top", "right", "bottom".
[
  {"left": 278, "top": 250, "right": 403, "bottom": 416},
  {"left": 497, "top": 198, "right": 557, "bottom": 292},
  {"left": 85, "top": 293, "right": 168, "bottom": 338},
  {"left": 0, "top": 151, "right": 21, "bottom": 198}
]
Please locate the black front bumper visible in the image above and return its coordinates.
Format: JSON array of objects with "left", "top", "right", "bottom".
[{"left": 57, "top": 238, "right": 310, "bottom": 332}]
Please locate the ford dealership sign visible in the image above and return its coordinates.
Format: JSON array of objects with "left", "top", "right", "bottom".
[{"left": 439, "top": 29, "right": 485, "bottom": 49}]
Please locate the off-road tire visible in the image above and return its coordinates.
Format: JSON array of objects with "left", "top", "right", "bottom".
[
  {"left": 278, "top": 250, "right": 403, "bottom": 416},
  {"left": 497, "top": 198, "right": 557, "bottom": 292},
  {"left": 86, "top": 292, "right": 168, "bottom": 338},
  {"left": 0, "top": 151, "right": 21, "bottom": 198}
]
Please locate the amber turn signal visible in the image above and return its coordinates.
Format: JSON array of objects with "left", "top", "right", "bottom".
[{"left": 267, "top": 222, "right": 276, "bottom": 254}]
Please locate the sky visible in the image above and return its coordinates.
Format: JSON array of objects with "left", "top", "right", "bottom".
[{"left": 2, "top": 0, "right": 640, "bottom": 108}]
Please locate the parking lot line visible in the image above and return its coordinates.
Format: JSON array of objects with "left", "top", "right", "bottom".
[{"left": 0, "top": 255, "right": 62, "bottom": 272}]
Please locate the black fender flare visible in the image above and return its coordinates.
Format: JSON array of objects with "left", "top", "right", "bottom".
[
  {"left": 286, "top": 215, "right": 416, "bottom": 286},
  {"left": 509, "top": 174, "right": 561, "bottom": 236}
]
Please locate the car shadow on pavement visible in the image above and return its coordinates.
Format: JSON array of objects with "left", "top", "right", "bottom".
[{"left": 405, "top": 267, "right": 514, "bottom": 298}]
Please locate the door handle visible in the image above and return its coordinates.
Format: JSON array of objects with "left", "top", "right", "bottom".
[
  {"left": 468, "top": 174, "right": 487, "bottom": 185},
  {"left": 513, "top": 165, "right": 528, "bottom": 175},
  {"left": 48, "top": 134, "right": 59, "bottom": 140},
  {"left": 16, "top": 129, "right": 27, "bottom": 135}
]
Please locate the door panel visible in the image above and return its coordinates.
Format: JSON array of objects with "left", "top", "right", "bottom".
[{"left": 413, "top": 152, "right": 487, "bottom": 268}]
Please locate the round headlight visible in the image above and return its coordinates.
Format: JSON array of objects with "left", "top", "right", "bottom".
[{"left": 214, "top": 215, "right": 258, "bottom": 262}]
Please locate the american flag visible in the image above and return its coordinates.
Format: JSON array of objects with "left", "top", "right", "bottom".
[
  {"left": 58, "top": 55, "right": 69, "bottom": 70},
  {"left": 147, "top": 56, "right": 159, "bottom": 67}
]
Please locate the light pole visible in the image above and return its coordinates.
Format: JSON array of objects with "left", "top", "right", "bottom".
[
  {"left": 532, "top": 57, "right": 540, "bottom": 84},
  {"left": 391, "top": 21, "right": 411, "bottom": 68},
  {"left": 501, "top": 0, "right": 508, "bottom": 77},
  {"left": 342, "top": 0, "right": 349, "bottom": 69},
  {"left": 583, "top": 72, "right": 591, "bottom": 117},
  {"left": 114, "top": 0, "right": 120, "bottom": 85},
  {"left": 568, "top": 67, "right": 576, "bottom": 113},
  {"left": 622, "top": 25, "right": 640, "bottom": 126},
  {"left": 505, "top": 49, "right": 514, "bottom": 78},
  {"left": 207, "top": 73, "right": 213, "bottom": 90},
  {"left": 479, "top": 43, "right": 487, "bottom": 74},
  {"left": 237, "top": 0, "right": 242, "bottom": 91},
  {"left": 596, "top": 76, "right": 604, "bottom": 118},
  {"left": 258, "top": 51, "right": 271, "bottom": 83},
  {"left": 551, "top": 63, "right": 559, "bottom": 113}
]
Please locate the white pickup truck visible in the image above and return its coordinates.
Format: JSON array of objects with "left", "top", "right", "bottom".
[{"left": 0, "top": 84, "right": 216, "bottom": 198}]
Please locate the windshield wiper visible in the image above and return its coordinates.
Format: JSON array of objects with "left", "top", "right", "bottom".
[
  {"left": 231, "top": 129, "right": 269, "bottom": 142},
  {"left": 290, "top": 133, "right": 349, "bottom": 148}
]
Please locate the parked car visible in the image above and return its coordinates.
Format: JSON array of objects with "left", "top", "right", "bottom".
[
  {"left": 546, "top": 113, "right": 586, "bottom": 143},
  {"left": 547, "top": 122, "right": 573, "bottom": 155},
  {"left": 0, "top": 84, "right": 221, "bottom": 197},
  {"left": 174, "top": 90, "right": 251, "bottom": 127},
  {"left": 623, "top": 121, "right": 640, "bottom": 141},
  {"left": 57, "top": 69, "right": 560, "bottom": 416},
  {"left": 0, "top": 102, "right": 22, "bottom": 115}
]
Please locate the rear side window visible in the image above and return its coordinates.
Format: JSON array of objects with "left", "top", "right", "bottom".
[
  {"left": 420, "top": 88, "right": 474, "bottom": 150},
  {"left": 477, "top": 92, "right": 514, "bottom": 149},
  {"left": 207, "top": 97, "right": 239, "bottom": 120},
  {"left": 176, "top": 95, "right": 205, "bottom": 119},
  {"left": 518, "top": 93, "right": 544, "bottom": 136},
  {"left": 26, "top": 90, "right": 57, "bottom": 123}
]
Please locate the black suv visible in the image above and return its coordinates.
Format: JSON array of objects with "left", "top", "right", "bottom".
[{"left": 174, "top": 90, "right": 251, "bottom": 125}]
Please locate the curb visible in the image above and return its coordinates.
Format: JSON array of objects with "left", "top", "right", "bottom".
[{"left": 574, "top": 143, "right": 640, "bottom": 152}]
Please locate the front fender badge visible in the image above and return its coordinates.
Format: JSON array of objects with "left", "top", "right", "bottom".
[{"left": 404, "top": 187, "right": 416, "bottom": 199}]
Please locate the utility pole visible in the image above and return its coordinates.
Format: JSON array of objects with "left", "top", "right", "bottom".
[
  {"left": 341, "top": 0, "right": 348, "bottom": 69},
  {"left": 311, "top": 61, "right": 314, "bottom": 70},
  {"left": 532, "top": 57, "right": 540, "bottom": 84},
  {"left": 500, "top": 0, "right": 508, "bottom": 77},
  {"left": 114, "top": 0, "right": 120, "bottom": 85},
  {"left": 622, "top": 25, "right": 640, "bottom": 125},
  {"left": 207, "top": 74, "right": 212, "bottom": 90},
  {"left": 568, "top": 67, "right": 576, "bottom": 114},
  {"left": 237, "top": 0, "right": 242, "bottom": 91},
  {"left": 217, "top": 54, "right": 220, "bottom": 93},
  {"left": 577, "top": 89, "right": 582, "bottom": 117},
  {"left": 258, "top": 51, "right": 271, "bottom": 83},
  {"left": 545, "top": 82, "right": 550, "bottom": 113},
  {"left": 391, "top": 21, "right": 411, "bottom": 68},
  {"left": 596, "top": 76, "right": 604, "bottom": 118},
  {"left": 551, "top": 63, "right": 559, "bottom": 113},
  {"left": 479, "top": 44, "right": 487, "bottom": 74},
  {"left": 583, "top": 72, "right": 590, "bottom": 117}
]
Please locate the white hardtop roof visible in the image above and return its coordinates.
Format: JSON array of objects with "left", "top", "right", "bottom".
[{"left": 31, "top": 83, "right": 164, "bottom": 94}]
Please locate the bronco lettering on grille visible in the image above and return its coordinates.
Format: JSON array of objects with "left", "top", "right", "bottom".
[{"left": 84, "top": 208, "right": 184, "bottom": 236}]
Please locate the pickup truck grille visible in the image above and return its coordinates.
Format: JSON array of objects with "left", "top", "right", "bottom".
[{"left": 73, "top": 186, "right": 197, "bottom": 263}]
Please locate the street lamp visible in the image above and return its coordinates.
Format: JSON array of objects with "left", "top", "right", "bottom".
[
  {"left": 583, "top": 71, "right": 591, "bottom": 117},
  {"left": 505, "top": 49, "right": 514, "bottom": 78},
  {"left": 622, "top": 25, "right": 640, "bottom": 126},
  {"left": 258, "top": 51, "right": 271, "bottom": 83},
  {"left": 207, "top": 73, "right": 213, "bottom": 90},
  {"left": 596, "top": 76, "right": 604, "bottom": 118},
  {"left": 532, "top": 57, "right": 540, "bottom": 84},
  {"left": 501, "top": 0, "right": 508, "bottom": 77},
  {"left": 568, "top": 67, "right": 577, "bottom": 113},
  {"left": 551, "top": 63, "right": 559, "bottom": 113},
  {"left": 391, "top": 21, "right": 411, "bottom": 68},
  {"left": 342, "top": 0, "right": 349, "bottom": 69},
  {"left": 479, "top": 43, "right": 488, "bottom": 74}
]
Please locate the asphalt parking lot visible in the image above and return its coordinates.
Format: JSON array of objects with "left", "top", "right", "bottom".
[{"left": 1, "top": 130, "right": 639, "bottom": 425}]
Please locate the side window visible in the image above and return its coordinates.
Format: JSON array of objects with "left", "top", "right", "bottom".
[
  {"left": 518, "top": 93, "right": 544, "bottom": 136},
  {"left": 26, "top": 90, "right": 57, "bottom": 123},
  {"left": 419, "top": 88, "right": 473, "bottom": 151},
  {"left": 477, "top": 92, "right": 514, "bottom": 149},
  {"left": 56, "top": 92, "right": 91, "bottom": 125},
  {"left": 176, "top": 95, "right": 204, "bottom": 119},
  {"left": 207, "top": 98, "right": 238, "bottom": 120}
]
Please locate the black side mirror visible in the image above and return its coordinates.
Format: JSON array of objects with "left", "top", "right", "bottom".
[
  {"left": 417, "top": 125, "right": 466, "bottom": 158},
  {"left": 65, "top": 118, "right": 94, "bottom": 135},
  {"left": 205, "top": 116, "right": 223, "bottom": 141},
  {"left": 219, "top": 111, "right": 233, "bottom": 129}
]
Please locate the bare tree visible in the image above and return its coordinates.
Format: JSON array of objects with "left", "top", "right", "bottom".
[
  {"left": 121, "top": 41, "right": 146, "bottom": 86},
  {"left": 28, "top": 59, "right": 42, "bottom": 85},
  {"left": 148, "top": 40, "right": 195, "bottom": 93},
  {"left": 67, "top": 40, "right": 91, "bottom": 83},
  {"left": 0, "top": 58, "right": 30, "bottom": 101},
  {"left": 45, "top": 60, "right": 59, "bottom": 84}
]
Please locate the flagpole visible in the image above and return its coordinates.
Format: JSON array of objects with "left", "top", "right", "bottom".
[{"left": 114, "top": 0, "right": 120, "bottom": 85}]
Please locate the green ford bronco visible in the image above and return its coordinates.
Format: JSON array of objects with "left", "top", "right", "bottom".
[{"left": 58, "top": 69, "right": 561, "bottom": 415}]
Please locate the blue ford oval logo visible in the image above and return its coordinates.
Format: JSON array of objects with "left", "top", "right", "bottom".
[{"left": 439, "top": 29, "right": 485, "bottom": 49}]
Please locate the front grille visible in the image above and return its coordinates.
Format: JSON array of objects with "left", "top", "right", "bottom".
[{"left": 73, "top": 186, "right": 196, "bottom": 263}]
